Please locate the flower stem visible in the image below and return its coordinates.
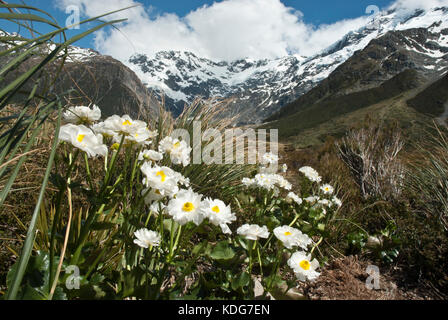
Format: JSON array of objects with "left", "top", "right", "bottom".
[
  {"left": 310, "top": 237, "right": 323, "bottom": 255},
  {"left": 256, "top": 244, "right": 263, "bottom": 277},
  {"left": 168, "top": 225, "right": 182, "bottom": 263},
  {"left": 49, "top": 149, "right": 79, "bottom": 287},
  {"left": 289, "top": 213, "right": 300, "bottom": 227},
  {"left": 248, "top": 240, "right": 254, "bottom": 275},
  {"left": 267, "top": 247, "right": 283, "bottom": 292},
  {"left": 84, "top": 153, "right": 94, "bottom": 191}
]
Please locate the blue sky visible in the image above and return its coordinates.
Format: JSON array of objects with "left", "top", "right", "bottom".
[
  {"left": 0, "top": 0, "right": 412, "bottom": 61},
  {"left": 2, "top": 0, "right": 395, "bottom": 47}
]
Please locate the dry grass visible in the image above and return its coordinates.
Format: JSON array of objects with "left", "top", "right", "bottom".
[
  {"left": 0, "top": 108, "right": 58, "bottom": 294},
  {"left": 303, "top": 256, "right": 430, "bottom": 300}
]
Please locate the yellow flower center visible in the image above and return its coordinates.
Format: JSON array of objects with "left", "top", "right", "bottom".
[
  {"left": 122, "top": 120, "right": 132, "bottom": 126},
  {"left": 284, "top": 231, "right": 292, "bottom": 236},
  {"left": 212, "top": 206, "right": 220, "bottom": 213},
  {"left": 174, "top": 141, "right": 181, "bottom": 148},
  {"left": 182, "top": 202, "right": 195, "bottom": 212},
  {"left": 299, "top": 260, "right": 311, "bottom": 271},
  {"left": 111, "top": 143, "right": 120, "bottom": 151},
  {"left": 156, "top": 171, "right": 166, "bottom": 182},
  {"left": 77, "top": 134, "right": 85, "bottom": 143}
]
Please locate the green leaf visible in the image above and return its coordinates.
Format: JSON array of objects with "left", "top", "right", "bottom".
[
  {"left": 231, "top": 272, "right": 250, "bottom": 291},
  {"left": 192, "top": 241, "right": 208, "bottom": 256},
  {"left": 237, "top": 236, "right": 248, "bottom": 250},
  {"left": 209, "top": 241, "right": 235, "bottom": 261},
  {"left": 262, "top": 215, "right": 281, "bottom": 230},
  {"left": 6, "top": 251, "right": 66, "bottom": 300}
]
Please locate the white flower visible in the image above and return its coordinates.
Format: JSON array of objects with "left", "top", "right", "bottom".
[
  {"left": 304, "top": 196, "right": 320, "bottom": 205},
  {"left": 140, "top": 163, "right": 180, "bottom": 196},
  {"left": 320, "top": 184, "right": 334, "bottom": 195},
  {"left": 159, "top": 137, "right": 191, "bottom": 166},
  {"left": 367, "top": 236, "right": 382, "bottom": 248},
  {"left": 63, "top": 105, "right": 101, "bottom": 124},
  {"left": 242, "top": 178, "right": 255, "bottom": 187},
  {"left": 138, "top": 149, "right": 164, "bottom": 162},
  {"left": 332, "top": 196, "right": 342, "bottom": 208},
  {"left": 173, "top": 172, "right": 190, "bottom": 187},
  {"left": 142, "top": 188, "right": 165, "bottom": 205},
  {"left": 91, "top": 121, "right": 116, "bottom": 137},
  {"left": 166, "top": 189, "right": 204, "bottom": 226},
  {"left": 286, "top": 192, "right": 303, "bottom": 206},
  {"left": 200, "top": 198, "right": 236, "bottom": 234},
  {"left": 299, "top": 166, "right": 322, "bottom": 183},
  {"left": 237, "top": 224, "right": 270, "bottom": 241},
  {"left": 170, "top": 144, "right": 191, "bottom": 166},
  {"left": 274, "top": 226, "right": 312, "bottom": 250},
  {"left": 133, "top": 228, "right": 161, "bottom": 248},
  {"left": 317, "top": 199, "right": 331, "bottom": 208},
  {"left": 146, "top": 129, "right": 158, "bottom": 140},
  {"left": 254, "top": 174, "right": 277, "bottom": 190},
  {"left": 59, "top": 124, "right": 108, "bottom": 158},
  {"left": 220, "top": 224, "right": 232, "bottom": 235},
  {"left": 102, "top": 115, "right": 148, "bottom": 136},
  {"left": 114, "top": 127, "right": 153, "bottom": 146},
  {"left": 158, "top": 136, "right": 185, "bottom": 154},
  {"left": 260, "top": 152, "right": 279, "bottom": 165},
  {"left": 287, "top": 251, "right": 320, "bottom": 282},
  {"left": 276, "top": 175, "right": 292, "bottom": 190},
  {"left": 254, "top": 173, "right": 292, "bottom": 191},
  {"left": 281, "top": 164, "right": 288, "bottom": 173},
  {"left": 149, "top": 201, "right": 167, "bottom": 215}
]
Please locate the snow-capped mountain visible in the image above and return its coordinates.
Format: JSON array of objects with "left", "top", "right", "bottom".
[
  {"left": 0, "top": 31, "right": 100, "bottom": 62},
  {"left": 127, "top": 6, "right": 448, "bottom": 125}
]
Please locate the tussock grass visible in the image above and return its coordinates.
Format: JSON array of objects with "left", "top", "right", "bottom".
[{"left": 408, "top": 124, "right": 448, "bottom": 231}]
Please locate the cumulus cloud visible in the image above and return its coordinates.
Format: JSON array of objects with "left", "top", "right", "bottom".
[
  {"left": 54, "top": 0, "right": 448, "bottom": 62},
  {"left": 392, "top": 0, "right": 448, "bottom": 12}
]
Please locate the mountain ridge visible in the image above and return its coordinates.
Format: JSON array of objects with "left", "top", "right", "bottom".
[{"left": 125, "top": 6, "right": 448, "bottom": 125}]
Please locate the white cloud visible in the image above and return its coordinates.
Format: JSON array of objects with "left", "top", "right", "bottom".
[
  {"left": 54, "top": 0, "right": 448, "bottom": 62},
  {"left": 392, "top": 0, "right": 448, "bottom": 13}
]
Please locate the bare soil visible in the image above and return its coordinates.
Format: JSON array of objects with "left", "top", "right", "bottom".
[{"left": 298, "top": 256, "right": 438, "bottom": 300}]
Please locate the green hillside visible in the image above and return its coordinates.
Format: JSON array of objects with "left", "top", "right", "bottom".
[
  {"left": 285, "top": 90, "right": 432, "bottom": 148},
  {"left": 407, "top": 73, "right": 448, "bottom": 117},
  {"left": 262, "top": 69, "right": 421, "bottom": 140}
]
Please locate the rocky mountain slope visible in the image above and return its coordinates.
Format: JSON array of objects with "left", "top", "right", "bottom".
[
  {"left": 127, "top": 6, "right": 448, "bottom": 126},
  {"left": 0, "top": 39, "right": 158, "bottom": 119},
  {"left": 53, "top": 48, "right": 159, "bottom": 118},
  {"left": 265, "top": 24, "right": 448, "bottom": 123},
  {"left": 408, "top": 72, "right": 448, "bottom": 118}
]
